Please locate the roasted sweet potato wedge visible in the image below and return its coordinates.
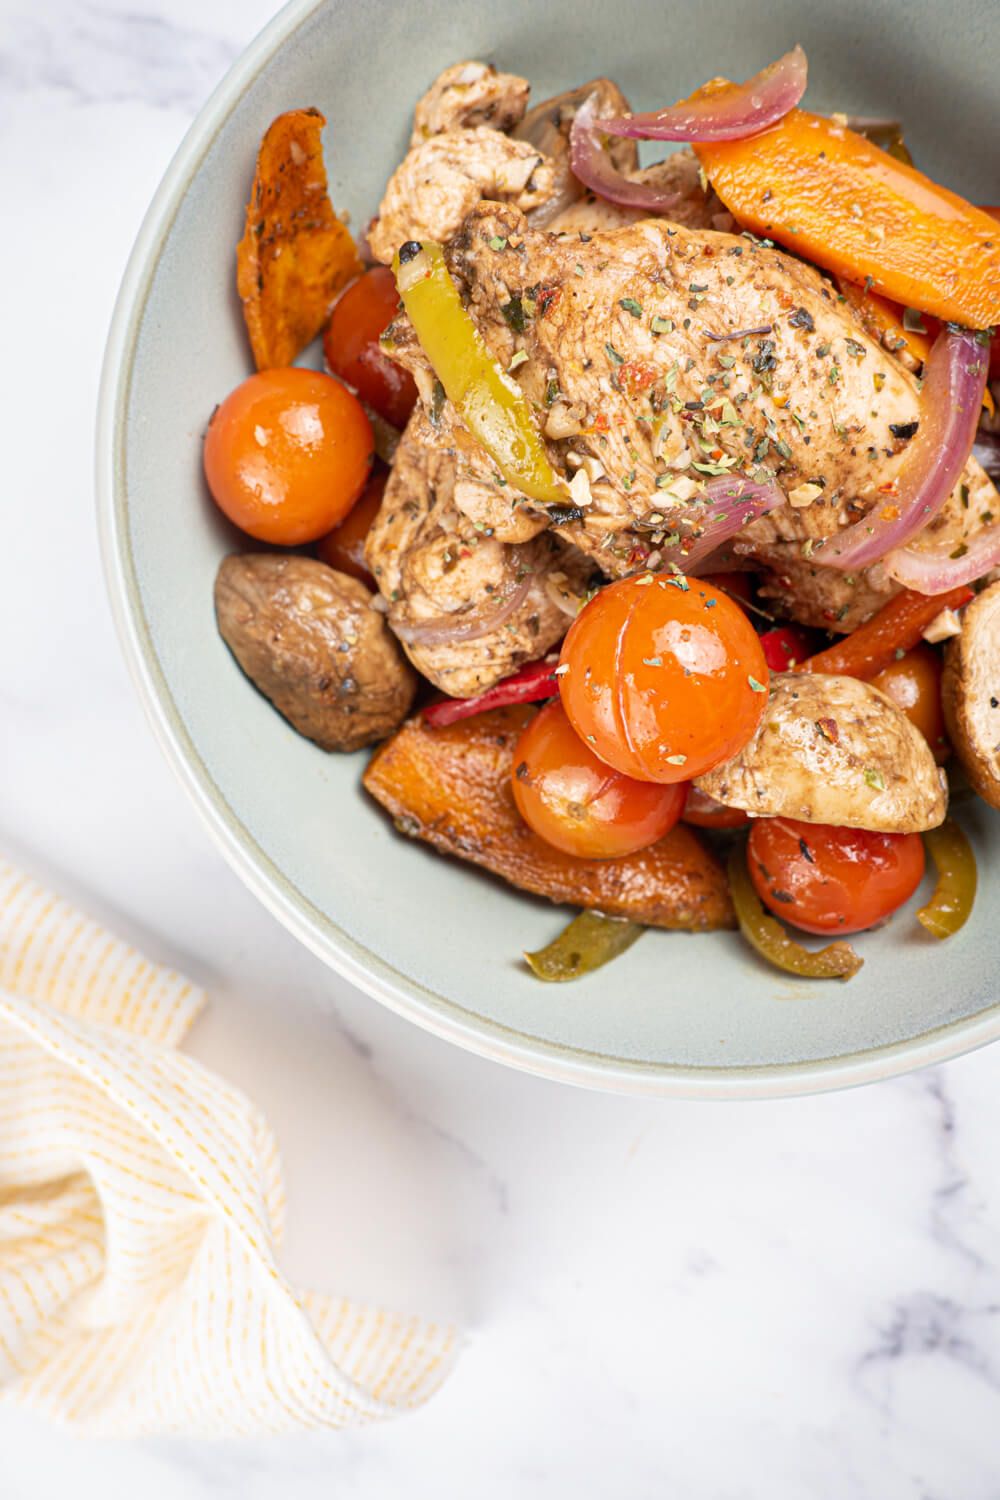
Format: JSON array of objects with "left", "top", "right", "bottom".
[
  {"left": 237, "top": 108, "right": 362, "bottom": 369},
  {"left": 363, "top": 706, "right": 735, "bottom": 929}
]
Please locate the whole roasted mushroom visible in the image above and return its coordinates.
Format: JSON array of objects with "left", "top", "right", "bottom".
[
  {"left": 215, "top": 554, "right": 417, "bottom": 751},
  {"left": 942, "top": 580, "right": 1000, "bottom": 810}
]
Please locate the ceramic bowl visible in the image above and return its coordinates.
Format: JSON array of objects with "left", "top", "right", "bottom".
[{"left": 98, "top": 0, "right": 1000, "bottom": 1097}]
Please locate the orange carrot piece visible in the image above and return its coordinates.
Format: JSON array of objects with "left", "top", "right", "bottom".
[
  {"left": 697, "top": 111, "right": 1000, "bottom": 329},
  {"left": 795, "top": 586, "right": 974, "bottom": 681}
]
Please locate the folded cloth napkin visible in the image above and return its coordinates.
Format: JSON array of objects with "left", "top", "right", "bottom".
[{"left": 0, "top": 858, "right": 456, "bottom": 1436}]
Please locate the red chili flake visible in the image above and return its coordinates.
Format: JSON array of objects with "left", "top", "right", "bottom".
[
  {"left": 627, "top": 544, "right": 651, "bottom": 566},
  {"left": 877, "top": 480, "right": 899, "bottom": 495},
  {"left": 880, "top": 504, "right": 901, "bottom": 521},
  {"left": 591, "top": 412, "right": 610, "bottom": 434},
  {"left": 619, "top": 360, "right": 658, "bottom": 397},
  {"left": 815, "top": 716, "right": 840, "bottom": 743},
  {"left": 536, "top": 284, "right": 562, "bottom": 318}
]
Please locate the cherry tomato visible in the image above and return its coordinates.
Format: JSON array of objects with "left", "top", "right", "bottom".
[
  {"left": 324, "top": 267, "right": 419, "bottom": 429},
  {"left": 698, "top": 570, "right": 755, "bottom": 610},
  {"left": 511, "top": 701, "right": 687, "bottom": 858},
  {"left": 682, "top": 786, "right": 749, "bottom": 830},
  {"left": 314, "top": 467, "right": 386, "bottom": 586},
  {"left": 558, "top": 574, "right": 769, "bottom": 783},
  {"left": 759, "top": 624, "right": 815, "bottom": 672},
  {"left": 747, "top": 817, "right": 926, "bottom": 935},
  {"left": 871, "top": 643, "right": 948, "bottom": 761},
  {"left": 204, "top": 368, "right": 373, "bottom": 545}
]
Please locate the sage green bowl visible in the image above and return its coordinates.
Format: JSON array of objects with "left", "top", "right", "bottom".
[{"left": 97, "top": 0, "right": 1000, "bottom": 1098}]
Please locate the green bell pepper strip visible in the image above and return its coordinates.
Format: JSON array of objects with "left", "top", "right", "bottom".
[
  {"left": 918, "top": 818, "right": 977, "bottom": 939},
  {"left": 727, "top": 844, "right": 863, "bottom": 981},
  {"left": 524, "top": 910, "right": 643, "bottom": 982},
  {"left": 390, "top": 241, "right": 567, "bottom": 505}
]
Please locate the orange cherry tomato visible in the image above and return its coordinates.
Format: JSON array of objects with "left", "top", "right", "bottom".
[
  {"left": 324, "top": 267, "right": 419, "bottom": 429},
  {"left": 511, "top": 701, "right": 687, "bottom": 858},
  {"left": 871, "top": 643, "right": 948, "bottom": 762},
  {"left": 204, "top": 368, "right": 373, "bottom": 545},
  {"left": 558, "top": 574, "right": 769, "bottom": 784},
  {"left": 682, "top": 786, "right": 749, "bottom": 830},
  {"left": 314, "top": 467, "right": 386, "bottom": 587},
  {"left": 747, "top": 818, "right": 926, "bottom": 936}
]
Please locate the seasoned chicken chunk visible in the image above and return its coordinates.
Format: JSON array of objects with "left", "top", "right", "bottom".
[
  {"left": 695, "top": 673, "right": 948, "bottom": 832},
  {"left": 410, "top": 61, "right": 530, "bottom": 145},
  {"left": 398, "top": 203, "right": 999, "bottom": 599},
  {"left": 548, "top": 151, "right": 736, "bottom": 237},
  {"left": 366, "top": 409, "right": 592, "bottom": 695},
  {"left": 368, "top": 130, "right": 554, "bottom": 265}
]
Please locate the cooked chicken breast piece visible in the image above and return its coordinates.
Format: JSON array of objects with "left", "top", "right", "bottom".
[
  {"left": 695, "top": 673, "right": 947, "bottom": 832},
  {"left": 368, "top": 130, "right": 554, "bottom": 265},
  {"left": 396, "top": 204, "right": 997, "bottom": 599},
  {"left": 547, "top": 151, "right": 736, "bottom": 237},
  {"left": 365, "top": 408, "right": 593, "bottom": 695},
  {"left": 410, "top": 61, "right": 530, "bottom": 145}
]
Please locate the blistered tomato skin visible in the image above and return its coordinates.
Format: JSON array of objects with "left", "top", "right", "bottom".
[
  {"left": 871, "top": 643, "right": 948, "bottom": 762},
  {"left": 511, "top": 701, "right": 687, "bottom": 859},
  {"left": 314, "top": 467, "right": 386, "bottom": 586},
  {"left": 203, "top": 368, "right": 373, "bottom": 545},
  {"left": 747, "top": 817, "right": 926, "bottom": 935},
  {"left": 558, "top": 574, "right": 769, "bottom": 783},
  {"left": 324, "top": 267, "right": 419, "bottom": 429}
]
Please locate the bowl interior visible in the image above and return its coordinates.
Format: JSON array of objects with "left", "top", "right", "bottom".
[{"left": 104, "top": 0, "right": 1000, "bottom": 1094}]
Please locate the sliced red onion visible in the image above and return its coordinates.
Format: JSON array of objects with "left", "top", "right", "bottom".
[
  {"left": 656, "top": 474, "right": 784, "bottom": 569},
  {"left": 598, "top": 45, "right": 807, "bottom": 143},
  {"left": 391, "top": 575, "right": 535, "bottom": 647},
  {"left": 815, "top": 326, "right": 989, "bottom": 573},
  {"left": 569, "top": 94, "right": 685, "bottom": 213},
  {"left": 885, "top": 522, "right": 1000, "bottom": 593}
]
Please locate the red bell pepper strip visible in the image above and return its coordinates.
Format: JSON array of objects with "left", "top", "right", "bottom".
[
  {"left": 794, "top": 586, "right": 973, "bottom": 681},
  {"left": 422, "top": 656, "right": 559, "bottom": 728}
]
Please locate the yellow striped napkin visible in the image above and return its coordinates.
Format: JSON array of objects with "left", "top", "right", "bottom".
[{"left": 0, "top": 858, "right": 456, "bottom": 1436}]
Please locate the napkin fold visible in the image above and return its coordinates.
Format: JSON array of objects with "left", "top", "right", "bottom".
[{"left": 0, "top": 858, "right": 456, "bottom": 1436}]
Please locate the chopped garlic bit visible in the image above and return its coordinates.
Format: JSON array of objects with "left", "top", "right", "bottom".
[
  {"left": 545, "top": 403, "right": 584, "bottom": 439},
  {"left": 922, "top": 607, "right": 963, "bottom": 644},
  {"left": 568, "top": 466, "right": 593, "bottom": 508},
  {"left": 788, "top": 482, "right": 824, "bottom": 509}
]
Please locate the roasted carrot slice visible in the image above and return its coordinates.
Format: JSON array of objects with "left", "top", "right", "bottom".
[
  {"left": 697, "top": 111, "right": 1000, "bottom": 329},
  {"left": 237, "top": 108, "right": 362, "bottom": 370},
  {"left": 795, "top": 585, "right": 973, "bottom": 681},
  {"left": 363, "top": 706, "right": 735, "bottom": 930}
]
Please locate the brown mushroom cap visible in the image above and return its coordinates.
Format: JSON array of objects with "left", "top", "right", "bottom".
[
  {"left": 215, "top": 554, "right": 417, "bottom": 752},
  {"left": 942, "top": 580, "right": 1000, "bottom": 810},
  {"left": 695, "top": 672, "right": 947, "bottom": 832}
]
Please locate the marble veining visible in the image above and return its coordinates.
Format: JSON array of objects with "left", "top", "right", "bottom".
[{"left": 6, "top": 0, "right": 1000, "bottom": 1494}]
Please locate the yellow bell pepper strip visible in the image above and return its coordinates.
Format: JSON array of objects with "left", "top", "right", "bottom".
[
  {"left": 696, "top": 111, "right": 1000, "bottom": 329},
  {"left": 524, "top": 909, "right": 642, "bottom": 982},
  {"left": 918, "top": 819, "right": 978, "bottom": 939},
  {"left": 389, "top": 240, "right": 567, "bottom": 505},
  {"left": 727, "top": 845, "right": 863, "bottom": 981}
]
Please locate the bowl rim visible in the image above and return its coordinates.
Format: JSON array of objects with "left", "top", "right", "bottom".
[{"left": 96, "top": 0, "right": 1000, "bottom": 1099}]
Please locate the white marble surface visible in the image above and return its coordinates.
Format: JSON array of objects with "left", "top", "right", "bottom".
[{"left": 5, "top": 0, "right": 1000, "bottom": 1492}]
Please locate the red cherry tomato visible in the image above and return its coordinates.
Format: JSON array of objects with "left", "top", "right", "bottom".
[
  {"left": 682, "top": 786, "right": 749, "bottom": 830},
  {"left": 203, "top": 368, "right": 373, "bottom": 545},
  {"left": 747, "top": 817, "right": 926, "bottom": 935},
  {"left": 558, "top": 574, "right": 769, "bottom": 783},
  {"left": 759, "top": 624, "right": 815, "bottom": 672},
  {"left": 511, "top": 701, "right": 687, "bottom": 858},
  {"left": 871, "top": 643, "right": 948, "bottom": 762},
  {"left": 324, "top": 267, "right": 419, "bottom": 429},
  {"left": 314, "top": 467, "right": 386, "bottom": 586},
  {"left": 698, "top": 570, "right": 755, "bottom": 610}
]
